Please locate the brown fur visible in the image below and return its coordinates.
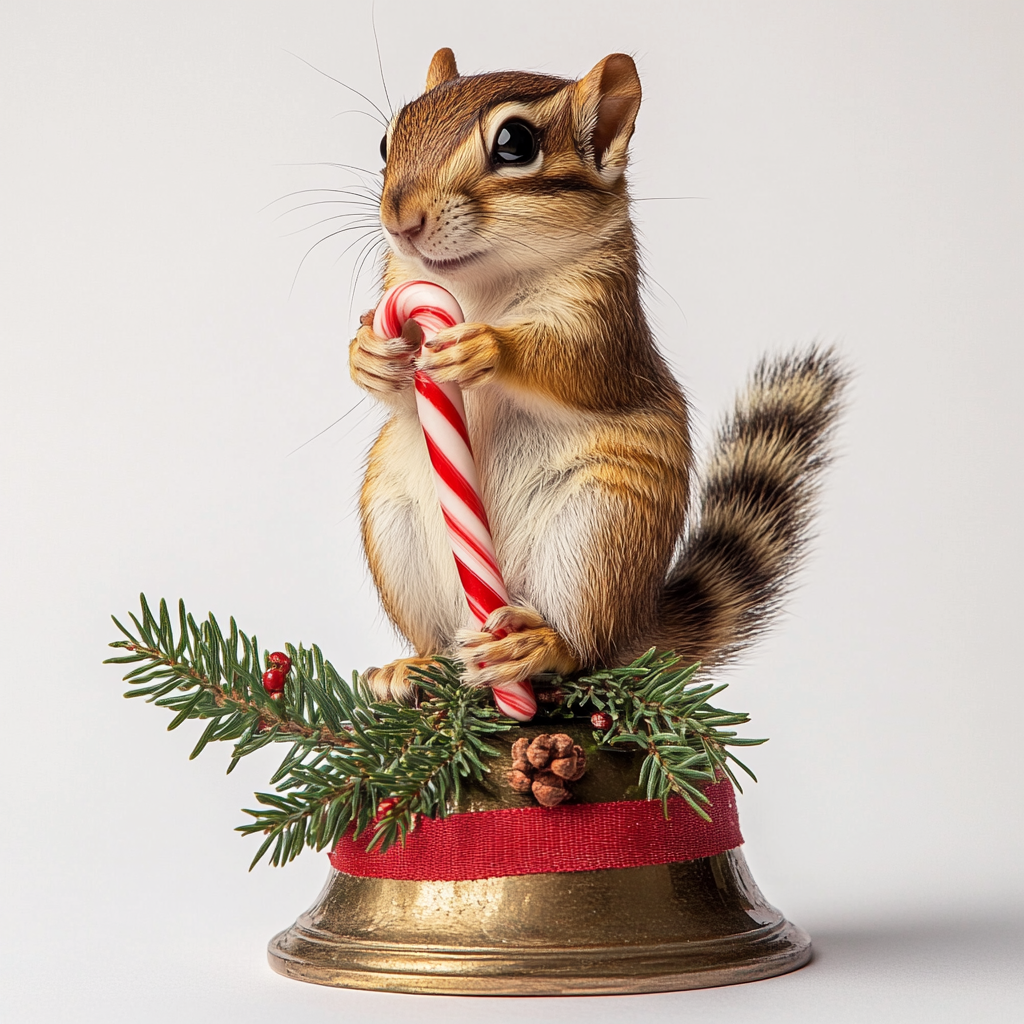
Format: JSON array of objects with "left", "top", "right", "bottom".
[
  {"left": 652, "top": 348, "right": 848, "bottom": 666},
  {"left": 350, "top": 51, "right": 846, "bottom": 700}
]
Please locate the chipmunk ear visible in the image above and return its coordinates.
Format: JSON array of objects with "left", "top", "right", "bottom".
[
  {"left": 426, "top": 48, "right": 459, "bottom": 91},
  {"left": 573, "top": 54, "right": 642, "bottom": 181}
]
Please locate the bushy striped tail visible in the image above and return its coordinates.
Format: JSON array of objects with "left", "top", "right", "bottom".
[{"left": 651, "top": 346, "right": 848, "bottom": 667}]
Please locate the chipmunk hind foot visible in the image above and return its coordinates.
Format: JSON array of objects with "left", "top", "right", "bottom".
[
  {"left": 455, "top": 605, "right": 579, "bottom": 688},
  {"left": 363, "top": 657, "right": 439, "bottom": 703}
]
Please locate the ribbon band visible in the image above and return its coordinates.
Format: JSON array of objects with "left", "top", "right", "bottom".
[{"left": 329, "top": 780, "right": 742, "bottom": 882}]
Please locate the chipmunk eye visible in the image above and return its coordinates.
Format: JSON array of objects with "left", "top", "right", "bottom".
[
  {"left": 492, "top": 119, "right": 538, "bottom": 165},
  {"left": 380, "top": 135, "right": 388, "bottom": 163}
]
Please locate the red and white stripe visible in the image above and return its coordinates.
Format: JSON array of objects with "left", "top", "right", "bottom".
[{"left": 373, "top": 280, "right": 537, "bottom": 722}]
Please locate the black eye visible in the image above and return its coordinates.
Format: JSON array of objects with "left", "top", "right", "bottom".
[
  {"left": 492, "top": 119, "right": 538, "bottom": 165},
  {"left": 380, "top": 135, "right": 388, "bottom": 162}
]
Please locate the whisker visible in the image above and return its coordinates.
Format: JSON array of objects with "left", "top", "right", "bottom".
[
  {"left": 290, "top": 226, "right": 381, "bottom": 296},
  {"left": 261, "top": 188, "right": 381, "bottom": 214},
  {"left": 281, "top": 216, "right": 380, "bottom": 239},
  {"left": 274, "top": 201, "right": 378, "bottom": 223},
  {"left": 283, "top": 50, "right": 390, "bottom": 126},
  {"left": 275, "top": 161, "right": 383, "bottom": 180},
  {"left": 333, "top": 227, "right": 385, "bottom": 264},
  {"left": 272, "top": 197, "right": 377, "bottom": 212},
  {"left": 348, "top": 234, "right": 386, "bottom": 291},
  {"left": 331, "top": 109, "right": 389, "bottom": 126},
  {"left": 324, "top": 404, "right": 384, "bottom": 479},
  {"left": 332, "top": 227, "right": 384, "bottom": 264},
  {"left": 347, "top": 237, "right": 388, "bottom": 318},
  {"left": 371, "top": 0, "right": 393, "bottom": 116},
  {"left": 286, "top": 397, "right": 369, "bottom": 457},
  {"left": 642, "top": 272, "right": 687, "bottom": 321}
]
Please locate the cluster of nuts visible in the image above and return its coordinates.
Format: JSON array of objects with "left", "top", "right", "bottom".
[{"left": 506, "top": 733, "right": 587, "bottom": 807}]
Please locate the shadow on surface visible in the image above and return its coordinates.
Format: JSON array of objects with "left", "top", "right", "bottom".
[{"left": 808, "top": 912, "right": 1022, "bottom": 972}]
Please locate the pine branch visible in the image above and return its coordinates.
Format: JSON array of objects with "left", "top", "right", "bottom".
[
  {"left": 237, "top": 664, "right": 512, "bottom": 864},
  {"left": 107, "top": 598, "right": 764, "bottom": 869},
  {"left": 106, "top": 595, "right": 512, "bottom": 866},
  {"left": 554, "top": 650, "right": 766, "bottom": 820}
]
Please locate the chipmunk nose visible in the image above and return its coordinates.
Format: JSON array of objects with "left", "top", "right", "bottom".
[{"left": 384, "top": 209, "right": 427, "bottom": 241}]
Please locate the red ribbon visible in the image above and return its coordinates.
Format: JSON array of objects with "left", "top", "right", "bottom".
[{"left": 329, "top": 780, "right": 742, "bottom": 882}]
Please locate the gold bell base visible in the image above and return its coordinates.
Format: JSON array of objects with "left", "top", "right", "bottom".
[{"left": 267, "top": 848, "right": 811, "bottom": 995}]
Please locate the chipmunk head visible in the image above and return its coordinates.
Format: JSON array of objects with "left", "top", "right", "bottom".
[{"left": 379, "top": 49, "right": 641, "bottom": 287}]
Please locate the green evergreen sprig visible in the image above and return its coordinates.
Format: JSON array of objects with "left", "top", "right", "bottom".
[
  {"left": 237, "top": 663, "right": 511, "bottom": 866},
  {"left": 106, "top": 596, "right": 764, "bottom": 868},
  {"left": 553, "top": 650, "right": 766, "bottom": 820},
  {"left": 105, "top": 595, "right": 510, "bottom": 866}
]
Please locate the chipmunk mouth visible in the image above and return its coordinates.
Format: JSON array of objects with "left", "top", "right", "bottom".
[{"left": 417, "top": 250, "right": 485, "bottom": 274}]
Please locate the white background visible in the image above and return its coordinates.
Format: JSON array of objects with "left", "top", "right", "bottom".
[{"left": 2, "top": 1, "right": 1021, "bottom": 1020}]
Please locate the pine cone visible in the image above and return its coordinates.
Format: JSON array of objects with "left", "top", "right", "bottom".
[
  {"left": 526, "top": 732, "right": 575, "bottom": 769},
  {"left": 506, "top": 768, "right": 534, "bottom": 793},
  {"left": 526, "top": 734, "right": 555, "bottom": 768},
  {"left": 551, "top": 733, "right": 575, "bottom": 758},
  {"left": 511, "top": 737, "right": 531, "bottom": 772},
  {"left": 550, "top": 745, "right": 587, "bottom": 782},
  {"left": 532, "top": 770, "right": 571, "bottom": 807},
  {"left": 506, "top": 732, "right": 588, "bottom": 805}
]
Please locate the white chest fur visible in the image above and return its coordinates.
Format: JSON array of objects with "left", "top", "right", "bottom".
[
  {"left": 465, "top": 387, "right": 591, "bottom": 603},
  {"left": 366, "top": 380, "right": 597, "bottom": 653}
]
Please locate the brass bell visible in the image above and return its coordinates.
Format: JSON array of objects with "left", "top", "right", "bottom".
[{"left": 268, "top": 720, "right": 810, "bottom": 995}]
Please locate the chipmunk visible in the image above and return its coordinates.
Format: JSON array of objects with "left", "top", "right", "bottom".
[{"left": 350, "top": 49, "right": 846, "bottom": 702}]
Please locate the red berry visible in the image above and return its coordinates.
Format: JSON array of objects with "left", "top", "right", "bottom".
[
  {"left": 591, "top": 711, "right": 613, "bottom": 731},
  {"left": 262, "top": 668, "right": 286, "bottom": 693},
  {"left": 268, "top": 651, "right": 292, "bottom": 674},
  {"left": 376, "top": 797, "right": 399, "bottom": 818}
]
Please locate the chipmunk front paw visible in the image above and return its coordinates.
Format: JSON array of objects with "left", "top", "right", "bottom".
[
  {"left": 417, "top": 322, "right": 502, "bottom": 388},
  {"left": 349, "top": 310, "right": 422, "bottom": 395},
  {"left": 362, "top": 657, "right": 437, "bottom": 703},
  {"left": 455, "top": 605, "right": 578, "bottom": 688}
]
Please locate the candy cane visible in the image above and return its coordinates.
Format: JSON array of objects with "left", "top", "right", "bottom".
[{"left": 373, "top": 280, "right": 537, "bottom": 722}]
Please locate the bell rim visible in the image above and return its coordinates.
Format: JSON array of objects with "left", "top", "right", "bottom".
[{"left": 267, "top": 918, "right": 812, "bottom": 996}]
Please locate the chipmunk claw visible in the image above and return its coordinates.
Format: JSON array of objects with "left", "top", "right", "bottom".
[
  {"left": 455, "top": 605, "right": 577, "bottom": 688},
  {"left": 418, "top": 322, "right": 501, "bottom": 388},
  {"left": 350, "top": 318, "right": 423, "bottom": 394}
]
